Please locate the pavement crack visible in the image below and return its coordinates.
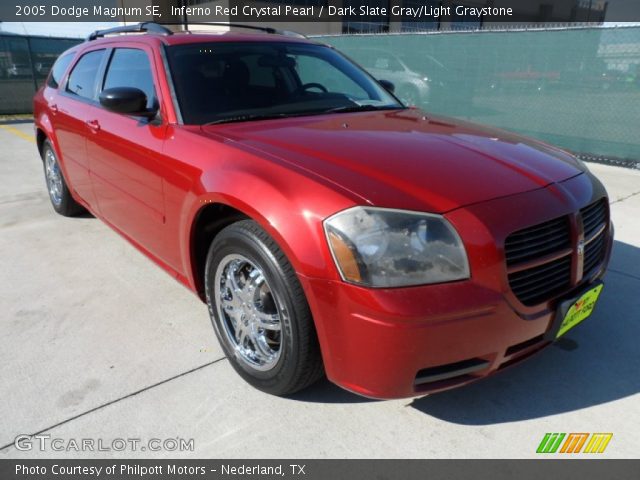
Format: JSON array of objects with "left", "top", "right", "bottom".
[
  {"left": 0, "top": 357, "right": 227, "bottom": 452},
  {"left": 610, "top": 190, "right": 640, "bottom": 205}
]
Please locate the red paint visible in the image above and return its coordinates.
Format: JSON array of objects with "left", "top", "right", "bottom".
[{"left": 33, "top": 32, "right": 612, "bottom": 399}]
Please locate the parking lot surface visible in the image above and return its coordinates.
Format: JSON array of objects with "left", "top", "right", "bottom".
[{"left": 1, "top": 122, "right": 639, "bottom": 458}]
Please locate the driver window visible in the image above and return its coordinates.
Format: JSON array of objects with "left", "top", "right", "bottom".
[{"left": 103, "top": 48, "right": 157, "bottom": 109}]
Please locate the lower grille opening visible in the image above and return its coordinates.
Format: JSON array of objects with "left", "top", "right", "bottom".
[
  {"left": 505, "top": 334, "right": 545, "bottom": 357},
  {"left": 414, "top": 358, "right": 489, "bottom": 386},
  {"left": 499, "top": 343, "right": 548, "bottom": 370}
]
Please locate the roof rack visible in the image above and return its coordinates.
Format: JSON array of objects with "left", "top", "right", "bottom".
[
  {"left": 86, "top": 22, "right": 173, "bottom": 41},
  {"left": 85, "top": 22, "right": 307, "bottom": 42},
  {"left": 180, "top": 22, "right": 307, "bottom": 38}
]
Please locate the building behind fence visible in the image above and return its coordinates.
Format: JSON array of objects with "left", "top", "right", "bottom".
[{"left": 0, "top": 33, "right": 81, "bottom": 114}]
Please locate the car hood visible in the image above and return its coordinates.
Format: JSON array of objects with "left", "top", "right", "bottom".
[{"left": 200, "top": 108, "right": 584, "bottom": 213}]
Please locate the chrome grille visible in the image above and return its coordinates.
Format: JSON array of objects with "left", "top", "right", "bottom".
[
  {"left": 508, "top": 256, "right": 572, "bottom": 306},
  {"left": 581, "top": 200, "right": 608, "bottom": 275},
  {"left": 505, "top": 216, "right": 570, "bottom": 267},
  {"left": 505, "top": 199, "right": 608, "bottom": 307},
  {"left": 581, "top": 199, "right": 608, "bottom": 239},
  {"left": 505, "top": 216, "right": 572, "bottom": 306}
]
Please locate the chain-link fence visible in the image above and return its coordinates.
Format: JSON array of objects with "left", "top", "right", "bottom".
[
  {"left": 0, "top": 34, "right": 81, "bottom": 115},
  {"left": 321, "top": 26, "right": 640, "bottom": 165},
  {"left": 1, "top": 27, "right": 638, "bottom": 165}
]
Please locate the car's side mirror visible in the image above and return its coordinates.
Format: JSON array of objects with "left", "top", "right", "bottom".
[
  {"left": 99, "top": 87, "right": 157, "bottom": 118},
  {"left": 378, "top": 79, "right": 395, "bottom": 93}
]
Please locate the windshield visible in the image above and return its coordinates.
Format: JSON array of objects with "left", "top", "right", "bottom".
[{"left": 166, "top": 41, "right": 404, "bottom": 125}]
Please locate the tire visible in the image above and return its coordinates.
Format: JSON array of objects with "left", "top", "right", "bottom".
[
  {"left": 205, "top": 220, "right": 323, "bottom": 395},
  {"left": 42, "top": 139, "right": 85, "bottom": 217}
]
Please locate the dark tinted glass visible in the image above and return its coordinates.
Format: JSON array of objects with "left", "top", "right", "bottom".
[
  {"left": 66, "top": 49, "right": 104, "bottom": 100},
  {"left": 167, "top": 42, "right": 401, "bottom": 124},
  {"left": 103, "top": 49, "right": 156, "bottom": 109},
  {"left": 47, "top": 52, "right": 75, "bottom": 89}
]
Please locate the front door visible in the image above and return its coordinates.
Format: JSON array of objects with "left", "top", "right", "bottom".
[{"left": 86, "top": 46, "right": 168, "bottom": 261}]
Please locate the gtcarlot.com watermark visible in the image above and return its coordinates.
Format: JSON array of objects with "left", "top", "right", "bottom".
[{"left": 14, "top": 434, "right": 194, "bottom": 453}]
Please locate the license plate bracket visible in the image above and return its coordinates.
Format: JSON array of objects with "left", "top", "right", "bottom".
[{"left": 546, "top": 281, "right": 604, "bottom": 340}]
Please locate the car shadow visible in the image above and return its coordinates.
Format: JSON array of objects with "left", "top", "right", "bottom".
[
  {"left": 409, "top": 240, "right": 640, "bottom": 424},
  {"left": 74, "top": 211, "right": 95, "bottom": 219},
  {"left": 287, "top": 377, "right": 377, "bottom": 404}
]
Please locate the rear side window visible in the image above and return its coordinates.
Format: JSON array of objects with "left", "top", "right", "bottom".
[
  {"left": 103, "top": 49, "right": 156, "bottom": 109},
  {"left": 47, "top": 52, "right": 75, "bottom": 89},
  {"left": 66, "top": 49, "right": 105, "bottom": 100}
]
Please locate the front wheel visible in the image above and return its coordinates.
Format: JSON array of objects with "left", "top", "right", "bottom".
[{"left": 205, "top": 220, "right": 323, "bottom": 395}]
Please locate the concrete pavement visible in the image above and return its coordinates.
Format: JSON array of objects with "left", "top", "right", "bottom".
[{"left": 1, "top": 122, "right": 638, "bottom": 458}]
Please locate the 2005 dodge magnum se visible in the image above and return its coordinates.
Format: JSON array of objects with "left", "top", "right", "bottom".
[{"left": 33, "top": 23, "right": 612, "bottom": 399}]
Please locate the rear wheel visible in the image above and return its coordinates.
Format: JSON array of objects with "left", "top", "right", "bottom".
[
  {"left": 42, "top": 140, "right": 85, "bottom": 217},
  {"left": 205, "top": 220, "right": 323, "bottom": 395}
]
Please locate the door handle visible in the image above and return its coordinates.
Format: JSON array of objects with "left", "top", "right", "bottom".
[
  {"left": 50, "top": 103, "right": 58, "bottom": 114},
  {"left": 85, "top": 119, "right": 100, "bottom": 133}
]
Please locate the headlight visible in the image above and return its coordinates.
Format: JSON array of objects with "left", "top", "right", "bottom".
[{"left": 324, "top": 207, "right": 470, "bottom": 287}]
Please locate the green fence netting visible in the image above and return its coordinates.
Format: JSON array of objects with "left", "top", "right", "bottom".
[
  {"left": 0, "top": 34, "right": 80, "bottom": 115},
  {"left": 1, "top": 28, "right": 638, "bottom": 164},
  {"left": 321, "top": 26, "right": 640, "bottom": 163}
]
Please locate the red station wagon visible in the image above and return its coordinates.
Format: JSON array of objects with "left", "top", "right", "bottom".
[{"left": 33, "top": 23, "right": 613, "bottom": 399}]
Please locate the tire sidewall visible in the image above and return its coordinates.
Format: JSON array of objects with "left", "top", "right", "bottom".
[
  {"left": 205, "top": 224, "right": 303, "bottom": 393},
  {"left": 42, "top": 140, "right": 72, "bottom": 215}
]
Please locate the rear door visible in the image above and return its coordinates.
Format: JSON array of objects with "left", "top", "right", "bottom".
[
  {"left": 85, "top": 44, "right": 168, "bottom": 260},
  {"left": 53, "top": 48, "right": 106, "bottom": 209}
]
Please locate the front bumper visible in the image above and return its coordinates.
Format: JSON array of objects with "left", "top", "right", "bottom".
[{"left": 300, "top": 173, "right": 613, "bottom": 399}]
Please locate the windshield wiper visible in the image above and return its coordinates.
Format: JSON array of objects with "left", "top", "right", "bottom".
[
  {"left": 322, "top": 104, "right": 403, "bottom": 114},
  {"left": 204, "top": 105, "right": 403, "bottom": 125},
  {"left": 204, "top": 113, "right": 293, "bottom": 125}
]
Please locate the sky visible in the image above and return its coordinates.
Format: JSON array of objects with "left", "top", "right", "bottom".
[{"left": 0, "top": 22, "right": 119, "bottom": 38}]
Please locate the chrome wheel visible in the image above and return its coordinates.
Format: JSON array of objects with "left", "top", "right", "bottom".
[
  {"left": 44, "top": 148, "right": 63, "bottom": 207},
  {"left": 214, "top": 254, "right": 283, "bottom": 371}
]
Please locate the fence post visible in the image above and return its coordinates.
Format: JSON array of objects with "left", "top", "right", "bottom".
[{"left": 25, "top": 36, "right": 39, "bottom": 93}]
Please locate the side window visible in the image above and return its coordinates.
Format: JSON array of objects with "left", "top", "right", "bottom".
[
  {"left": 66, "top": 50, "right": 105, "bottom": 100},
  {"left": 103, "top": 49, "right": 156, "bottom": 109},
  {"left": 374, "top": 57, "right": 389, "bottom": 69},
  {"left": 47, "top": 52, "right": 75, "bottom": 89},
  {"left": 375, "top": 56, "right": 400, "bottom": 71}
]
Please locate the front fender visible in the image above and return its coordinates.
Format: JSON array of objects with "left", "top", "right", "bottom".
[{"left": 179, "top": 158, "right": 354, "bottom": 292}]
